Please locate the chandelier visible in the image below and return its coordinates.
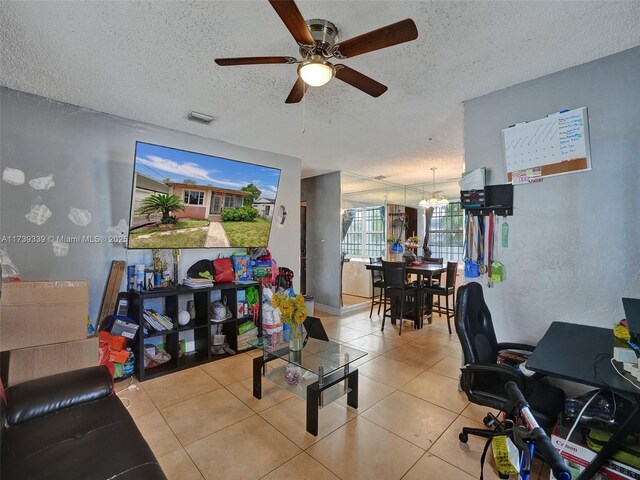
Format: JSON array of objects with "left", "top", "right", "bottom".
[{"left": 420, "top": 167, "right": 449, "bottom": 208}]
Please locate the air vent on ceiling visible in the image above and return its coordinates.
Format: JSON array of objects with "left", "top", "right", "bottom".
[{"left": 187, "top": 111, "right": 214, "bottom": 125}]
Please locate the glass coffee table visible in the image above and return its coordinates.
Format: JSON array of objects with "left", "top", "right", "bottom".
[{"left": 251, "top": 338, "right": 368, "bottom": 436}]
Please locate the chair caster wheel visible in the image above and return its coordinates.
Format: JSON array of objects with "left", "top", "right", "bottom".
[
  {"left": 458, "top": 432, "right": 468, "bottom": 443},
  {"left": 483, "top": 415, "right": 495, "bottom": 427}
]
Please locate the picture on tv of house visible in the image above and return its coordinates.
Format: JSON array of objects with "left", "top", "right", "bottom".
[{"left": 128, "top": 142, "right": 281, "bottom": 249}]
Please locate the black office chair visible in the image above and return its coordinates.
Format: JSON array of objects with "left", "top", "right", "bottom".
[
  {"left": 381, "top": 260, "right": 417, "bottom": 336},
  {"left": 369, "top": 257, "right": 386, "bottom": 317},
  {"left": 455, "top": 282, "right": 565, "bottom": 442}
]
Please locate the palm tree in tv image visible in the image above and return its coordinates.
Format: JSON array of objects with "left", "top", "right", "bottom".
[{"left": 136, "top": 193, "right": 185, "bottom": 224}]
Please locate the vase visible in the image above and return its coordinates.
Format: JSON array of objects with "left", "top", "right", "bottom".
[
  {"left": 187, "top": 300, "right": 196, "bottom": 320},
  {"left": 288, "top": 323, "right": 304, "bottom": 351}
]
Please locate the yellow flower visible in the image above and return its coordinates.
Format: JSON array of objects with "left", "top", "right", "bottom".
[
  {"left": 294, "top": 307, "right": 307, "bottom": 324},
  {"left": 273, "top": 292, "right": 307, "bottom": 326},
  {"left": 272, "top": 294, "right": 281, "bottom": 308},
  {"left": 281, "top": 303, "right": 294, "bottom": 317}
]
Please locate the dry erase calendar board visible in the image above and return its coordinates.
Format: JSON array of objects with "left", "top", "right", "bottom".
[{"left": 502, "top": 107, "right": 591, "bottom": 183}]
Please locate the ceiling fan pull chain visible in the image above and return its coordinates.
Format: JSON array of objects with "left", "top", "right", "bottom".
[{"left": 301, "top": 91, "right": 306, "bottom": 133}]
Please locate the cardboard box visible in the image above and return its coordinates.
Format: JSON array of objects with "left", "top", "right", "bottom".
[
  {"left": 5, "top": 336, "right": 99, "bottom": 386},
  {"left": 109, "top": 348, "right": 130, "bottom": 364},
  {"left": 0, "top": 281, "right": 89, "bottom": 352},
  {"left": 109, "top": 317, "right": 139, "bottom": 340},
  {"left": 99, "top": 330, "right": 128, "bottom": 351},
  {"left": 551, "top": 431, "right": 640, "bottom": 480}
]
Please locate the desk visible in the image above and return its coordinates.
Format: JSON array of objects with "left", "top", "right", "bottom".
[
  {"left": 365, "top": 263, "right": 446, "bottom": 328},
  {"left": 252, "top": 338, "right": 367, "bottom": 436},
  {"left": 526, "top": 322, "right": 640, "bottom": 480}
]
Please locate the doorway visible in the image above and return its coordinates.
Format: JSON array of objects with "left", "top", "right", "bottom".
[{"left": 211, "top": 195, "right": 222, "bottom": 215}]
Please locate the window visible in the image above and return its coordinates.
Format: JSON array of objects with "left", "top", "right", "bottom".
[
  {"left": 428, "top": 202, "right": 464, "bottom": 260},
  {"left": 183, "top": 190, "right": 204, "bottom": 205},
  {"left": 341, "top": 207, "right": 386, "bottom": 258},
  {"left": 224, "top": 194, "right": 243, "bottom": 208},
  {"left": 264, "top": 205, "right": 270, "bottom": 215}
]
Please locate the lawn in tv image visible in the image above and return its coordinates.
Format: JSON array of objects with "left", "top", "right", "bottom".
[{"left": 128, "top": 142, "right": 281, "bottom": 249}]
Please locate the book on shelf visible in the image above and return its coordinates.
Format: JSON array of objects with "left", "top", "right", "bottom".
[
  {"left": 143, "top": 309, "right": 174, "bottom": 332},
  {"left": 182, "top": 278, "right": 214, "bottom": 288}
]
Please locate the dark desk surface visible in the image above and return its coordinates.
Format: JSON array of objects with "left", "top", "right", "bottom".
[{"left": 526, "top": 321, "right": 639, "bottom": 397}]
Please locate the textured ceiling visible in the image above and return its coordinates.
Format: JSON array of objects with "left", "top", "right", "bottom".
[{"left": 2, "top": 1, "right": 640, "bottom": 188}]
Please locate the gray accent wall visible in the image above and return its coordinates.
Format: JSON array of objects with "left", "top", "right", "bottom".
[
  {"left": 301, "top": 172, "right": 341, "bottom": 312},
  {"left": 0, "top": 88, "right": 301, "bottom": 324},
  {"left": 464, "top": 46, "right": 640, "bottom": 344}
]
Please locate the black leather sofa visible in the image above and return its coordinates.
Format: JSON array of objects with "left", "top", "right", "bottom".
[{"left": 1, "top": 366, "right": 167, "bottom": 480}]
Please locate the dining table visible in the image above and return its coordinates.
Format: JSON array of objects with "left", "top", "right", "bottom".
[{"left": 365, "top": 262, "right": 447, "bottom": 329}]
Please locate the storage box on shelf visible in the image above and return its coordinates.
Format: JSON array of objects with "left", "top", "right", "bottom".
[{"left": 127, "top": 281, "right": 262, "bottom": 381}]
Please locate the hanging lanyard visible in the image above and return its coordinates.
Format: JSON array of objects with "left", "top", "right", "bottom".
[
  {"left": 470, "top": 213, "right": 478, "bottom": 262},
  {"left": 463, "top": 213, "right": 470, "bottom": 261},
  {"left": 475, "top": 215, "right": 483, "bottom": 264},
  {"left": 487, "top": 212, "right": 494, "bottom": 284}
]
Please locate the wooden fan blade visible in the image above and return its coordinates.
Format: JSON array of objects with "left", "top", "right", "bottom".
[
  {"left": 215, "top": 56, "right": 297, "bottom": 66},
  {"left": 335, "top": 65, "right": 388, "bottom": 97},
  {"left": 268, "top": 0, "right": 315, "bottom": 46},
  {"left": 333, "top": 19, "right": 418, "bottom": 59},
  {"left": 285, "top": 77, "right": 308, "bottom": 103}
]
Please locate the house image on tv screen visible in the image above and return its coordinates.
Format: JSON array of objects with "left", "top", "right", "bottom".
[
  {"left": 252, "top": 198, "right": 276, "bottom": 220},
  {"left": 167, "top": 182, "right": 250, "bottom": 220},
  {"left": 128, "top": 142, "right": 281, "bottom": 249}
]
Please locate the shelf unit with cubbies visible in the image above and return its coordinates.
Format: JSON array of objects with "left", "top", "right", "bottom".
[{"left": 127, "top": 281, "right": 262, "bottom": 381}]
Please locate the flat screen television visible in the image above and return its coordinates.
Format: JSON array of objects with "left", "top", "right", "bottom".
[{"left": 127, "top": 141, "right": 281, "bottom": 249}]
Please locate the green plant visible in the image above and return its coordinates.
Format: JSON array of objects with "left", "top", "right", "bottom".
[
  {"left": 136, "top": 194, "right": 185, "bottom": 223},
  {"left": 221, "top": 206, "right": 258, "bottom": 222},
  {"left": 241, "top": 183, "right": 262, "bottom": 206},
  {"left": 160, "top": 215, "right": 178, "bottom": 225}
]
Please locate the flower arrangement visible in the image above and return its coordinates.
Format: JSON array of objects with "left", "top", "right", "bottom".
[
  {"left": 405, "top": 235, "right": 419, "bottom": 249},
  {"left": 271, "top": 293, "right": 307, "bottom": 326}
]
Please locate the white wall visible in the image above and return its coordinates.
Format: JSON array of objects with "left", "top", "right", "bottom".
[
  {"left": 0, "top": 88, "right": 301, "bottom": 324},
  {"left": 301, "top": 172, "right": 341, "bottom": 313},
  {"left": 463, "top": 47, "right": 640, "bottom": 344}
]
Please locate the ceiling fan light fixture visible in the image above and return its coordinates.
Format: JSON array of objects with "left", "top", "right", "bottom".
[{"left": 298, "top": 56, "right": 335, "bottom": 87}]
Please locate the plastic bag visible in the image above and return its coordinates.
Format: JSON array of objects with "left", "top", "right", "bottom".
[
  {"left": 213, "top": 254, "right": 234, "bottom": 283},
  {"left": 0, "top": 246, "right": 20, "bottom": 280}
]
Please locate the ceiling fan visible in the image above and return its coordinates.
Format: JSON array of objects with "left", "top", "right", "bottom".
[{"left": 215, "top": 0, "right": 418, "bottom": 103}]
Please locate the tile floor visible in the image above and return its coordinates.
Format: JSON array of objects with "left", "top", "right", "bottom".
[{"left": 121, "top": 309, "right": 550, "bottom": 480}]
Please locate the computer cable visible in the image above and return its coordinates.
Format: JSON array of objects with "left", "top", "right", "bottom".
[
  {"left": 609, "top": 357, "right": 640, "bottom": 391},
  {"left": 559, "top": 390, "right": 602, "bottom": 454},
  {"left": 115, "top": 376, "right": 140, "bottom": 409}
]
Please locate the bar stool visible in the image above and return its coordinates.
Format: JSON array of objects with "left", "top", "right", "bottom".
[
  {"left": 422, "top": 257, "right": 443, "bottom": 285},
  {"left": 422, "top": 261, "right": 458, "bottom": 334},
  {"left": 381, "top": 260, "right": 417, "bottom": 336},
  {"left": 368, "top": 257, "right": 386, "bottom": 317}
]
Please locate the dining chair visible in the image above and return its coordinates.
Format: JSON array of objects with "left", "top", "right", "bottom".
[
  {"left": 368, "top": 257, "right": 386, "bottom": 318},
  {"left": 422, "top": 257, "right": 443, "bottom": 285},
  {"left": 423, "top": 261, "right": 458, "bottom": 334},
  {"left": 381, "top": 260, "right": 417, "bottom": 335}
]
